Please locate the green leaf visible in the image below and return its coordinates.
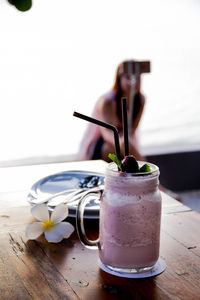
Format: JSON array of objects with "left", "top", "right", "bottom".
[
  {"left": 139, "top": 164, "right": 151, "bottom": 173},
  {"left": 8, "top": 0, "right": 32, "bottom": 11},
  {"left": 108, "top": 153, "right": 122, "bottom": 172}
]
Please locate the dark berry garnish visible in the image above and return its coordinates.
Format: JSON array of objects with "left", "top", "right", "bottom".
[{"left": 122, "top": 155, "right": 139, "bottom": 173}]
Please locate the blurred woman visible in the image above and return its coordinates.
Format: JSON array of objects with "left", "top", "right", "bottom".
[{"left": 77, "top": 60, "right": 145, "bottom": 162}]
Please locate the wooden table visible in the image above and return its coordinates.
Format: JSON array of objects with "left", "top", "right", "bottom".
[{"left": 0, "top": 160, "right": 199, "bottom": 299}]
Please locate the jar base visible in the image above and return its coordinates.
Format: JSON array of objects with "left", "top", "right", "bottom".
[
  {"left": 105, "top": 264, "right": 154, "bottom": 274},
  {"left": 98, "top": 258, "right": 166, "bottom": 278}
]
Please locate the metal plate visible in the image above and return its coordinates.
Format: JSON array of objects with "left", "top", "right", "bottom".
[{"left": 27, "top": 170, "right": 105, "bottom": 219}]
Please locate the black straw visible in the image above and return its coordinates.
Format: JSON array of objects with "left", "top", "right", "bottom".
[
  {"left": 73, "top": 111, "right": 121, "bottom": 160},
  {"left": 122, "top": 98, "right": 129, "bottom": 156}
]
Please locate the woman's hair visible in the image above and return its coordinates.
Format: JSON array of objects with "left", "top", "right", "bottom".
[
  {"left": 112, "top": 60, "right": 141, "bottom": 120},
  {"left": 112, "top": 60, "right": 140, "bottom": 92},
  {"left": 112, "top": 63, "right": 123, "bottom": 93}
]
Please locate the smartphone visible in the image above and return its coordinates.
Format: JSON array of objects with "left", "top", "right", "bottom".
[{"left": 122, "top": 61, "right": 150, "bottom": 75}]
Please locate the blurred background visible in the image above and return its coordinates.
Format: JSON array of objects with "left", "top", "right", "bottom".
[{"left": 0, "top": 0, "right": 199, "bottom": 166}]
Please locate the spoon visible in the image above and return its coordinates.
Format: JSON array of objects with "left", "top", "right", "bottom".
[
  {"left": 48, "top": 184, "right": 104, "bottom": 207},
  {"left": 30, "top": 188, "right": 77, "bottom": 205}
]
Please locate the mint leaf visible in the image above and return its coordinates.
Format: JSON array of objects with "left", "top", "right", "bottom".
[
  {"left": 139, "top": 164, "right": 151, "bottom": 173},
  {"left": 108, "top": 153, "right": 122, "bottom": 172}
]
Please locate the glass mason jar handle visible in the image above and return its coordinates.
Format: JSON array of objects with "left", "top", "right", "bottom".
[{"left": 76, "top": 189, "right": 103, "bottom": 248}]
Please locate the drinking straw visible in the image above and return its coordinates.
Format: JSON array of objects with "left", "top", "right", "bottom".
[
  {"left": 122, "top": 97, "right": 129, "bottom": 156},
  {"left": 73, "top": 111, "right": 121, "bottom": 160}
]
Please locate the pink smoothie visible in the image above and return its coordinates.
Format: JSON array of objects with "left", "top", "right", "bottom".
[{"left": 99, "top": 162, "right": 162, "bottom": 270}]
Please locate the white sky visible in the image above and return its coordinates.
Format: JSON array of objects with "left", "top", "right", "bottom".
[{"left": 0, "top": 0, "right": 199, "bottom": 162}]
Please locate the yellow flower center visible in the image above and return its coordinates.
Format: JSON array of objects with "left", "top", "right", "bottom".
[{"left": 42, "top": 220, "right": 54, "bottom": 231}]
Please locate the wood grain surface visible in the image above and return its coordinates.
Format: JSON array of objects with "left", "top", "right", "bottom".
[{"left": 0, "top": 160, "right": 199, "bottom": 299}]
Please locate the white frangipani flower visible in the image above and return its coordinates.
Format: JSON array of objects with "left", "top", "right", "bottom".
[{"left": 26, "top": 203, "right": 74, "bottom": 243}]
